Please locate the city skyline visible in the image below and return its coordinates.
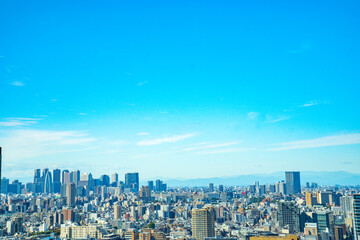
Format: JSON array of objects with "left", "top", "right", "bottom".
[
  {"left": 1, "top": 1, "right": 360, "bottom": 239},
  {"left": 1, "top": 1, "right": 360, "bottom": 181}
]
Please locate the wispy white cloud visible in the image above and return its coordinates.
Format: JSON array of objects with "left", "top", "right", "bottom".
[
  {"left": 0, "top": 129, "right": 96, "bottom": 161},
  {"left": 196, "top": 147, "right": 257, "bottom": 155},
  {"left": 78, "top": 113, "right": 87, "bottom": 116},
  {"left": 299, "top": 100, "right": 321, "bottom": 107},
  {"left": 302, "top": 102, "right": 319, "bottom": 107},
  {"left": 265, "top": 133, "right": 360, "bottom": 151},
  {"left": 9, "top": 81, "right": 25, "bottom": 87},
  {"left": 266, "top": 115, "right": 290, "bottom": 123},
  {"left": 137, "top": 132, "right": 150, "bottom": 136},
  {"left": 183, "top": 142, "right": 240, "bottom": 151},
  {"left": 137, "top": 81, "right": 148, "bottom": 86},
  {"left": 137, "top": 133, "right": 196, "bottom": 146},
  {"left": 299, "top": 100, "right": 330, "bottom": 108},
  {"left": 0, "top": 118, "right": 40, "bottom": 127},
  {"left": 0, "top": 122, "right": 25, "bottom": 127},
  {"left": 247, "top": 112, "right": 260, "bottom": 120},
  {"left": 340, "top": 161, "right": 352, "bottom": 165}
]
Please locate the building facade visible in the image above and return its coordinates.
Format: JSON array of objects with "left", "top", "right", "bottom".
[
  {"left": 285, "top": 171, "right": 301, "bottom": 195},
  {"left": 192, "top": 207, "right": 215, "bottom": 240}
]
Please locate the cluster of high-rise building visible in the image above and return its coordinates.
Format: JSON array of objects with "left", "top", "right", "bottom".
[
  {"left": 1, "top": 169, "right": 167, "bottom": 197},
  {"left": 0, "top": 169, "right": 359, "bottom": 240}
]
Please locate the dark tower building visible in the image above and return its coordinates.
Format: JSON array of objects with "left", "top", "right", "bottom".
[
  {"left": 148, "top": 181, "right": 154, "bottom": 191},
  {"left": 285, "top": 171, "right": 301, "bottom": 195},
  {"left": 53, "top": 169, "right": 61, "bottom": 193},
  {"left": 277, "top": 201, "right": 300, "bottom": 233},
  {"left": 53, "top": 169, "right": 61, "bottom": 183},
  {"left": 100, "top": 174, "right": 110, "bottom": 187},
  {"left": 155, "top": 179, "right": 162, "bottom": 192},
  {"left": 42, "top": 168, "right": 49, "bottom": 178},
  {"left": 125, "top": 173, "right": 139, "bottom": 191},
  {"left": 34, "top": 169, "right": 41, "bottom": 183}
]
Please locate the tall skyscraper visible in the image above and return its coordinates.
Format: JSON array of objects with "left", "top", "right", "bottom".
[
  {"left": 62, "top": 170, "right": 70, "bottom": 184},
  {"left": 125, "top": 173, "right": 139, "bottom": 191},
  {"left": 71, "top": 170, "right": 80, "bottom": 186},
  {"left": 160, "top": 183, "right": 167, "bottom": 192},
  {"left": 111, "top": 173, "right": 118, "bottom": 185},
  {"left": 34, "top": 169, "right": 41, "bottom": 183},
  {"left": 53, "top": 169, "right": 61, "bottom": 193},
  {"left": 1, "top": 178, "right": 9, "bottom": 194},
  {"left": 155, "top": 179, "right": 162, "bottom": 192},
  {"left": 44, "top": 171, "right": 52, "bottom": 194},
  {"left": 192, "top": 207, "right": 215, "bottom": 240},
  {"left": 63, "top": 171, "right": 71, "bottom": 185},
  {"left": 114, "top": 205, "right": 121, "bottom": 219},
  {"left": 209, "top": 183, "right": 214, "bottom": 192},
  {"left": 353, "top": 194, "right": 360, "bottom": 240},
  {"left": 80, "top": 173, "right": 93, "bottom": 188},
  {"left": 42, "top": 168, "right": 49, "bottom": 178},
  {"left": 53, "top": 169, "right": 61, "bottom": 183},
  {"left": 33, "top": 168, "right": 45, "bottom": 193},
  {"left": 66, "top": 183, "right": 76, "bottom": 206},
  {"left": 100, "top": 174, "right": 110, "bottom": 187},
  {"left": 148, "top": 181, "right": 154, "bottom": 191},
  {"left": 285, "top": 171, "right": 301, "bottom": 195},
  {"left": 277, "top": 201, "right": 300, "bottom": 233}
]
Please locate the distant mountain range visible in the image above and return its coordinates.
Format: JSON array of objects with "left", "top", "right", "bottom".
[{"left": 161, "top": 171, "right": 360, "bottom": 187}]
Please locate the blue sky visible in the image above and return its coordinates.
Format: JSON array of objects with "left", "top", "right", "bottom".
[{"left": 1, "top": 0, "right": 360, "bottom": 182}]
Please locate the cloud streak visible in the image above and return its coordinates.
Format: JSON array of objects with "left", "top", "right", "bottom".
[
  {"left": 137, "top": 133, "right": 196, "bottom": 146},
  {"left": 266, "top": 133, "right": 360, "bottom": 151},
  {"left": 247, "top": 112, "right": 260, "bottom": 120},
  {"left": 0, "top": 129, "right": 96, "bottom": 161},
  {"left": 137, "top": 81, "right": 148, "bottom": 86},
  {"left": 137, "top": 132, "right": 150, "bottom": 136},
  {"left": 300, "top": 100, "right": 321, "bottom": 107},
  {"left": 0, "top": 118, "right": 40, "bottom": 127},
  {"left": 299, "top": 100, "right": 330, "bottom": 108},
  {"left": 9, "top": 81, "right": 25, "bottom": 87},
  {"left": 183, "top": 142, "right": 240, "bottom": 151},
  {"left": 266, "top": 116, "right": 290, "bottom": 123}
]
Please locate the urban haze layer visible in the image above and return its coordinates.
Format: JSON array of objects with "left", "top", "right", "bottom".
[{"left": 0, "top": 148, "right": 359, "bottom": 240}]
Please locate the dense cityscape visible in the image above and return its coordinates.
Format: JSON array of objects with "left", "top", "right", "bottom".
[
  {"left": 2, "top": 1, "right": 360, "bottom": 239},
  {"left": 0, "top": 148, "right": 359, "bottom": 240}
]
